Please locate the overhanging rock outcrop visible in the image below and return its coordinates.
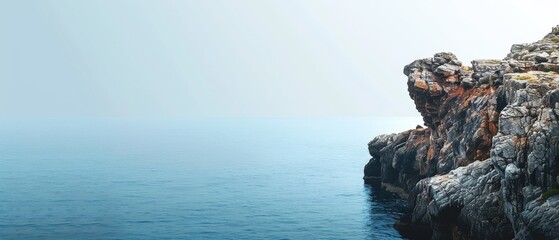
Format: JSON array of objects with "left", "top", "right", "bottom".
[{"left": 364, "top": 25, "right": 559, "bottom": 239}]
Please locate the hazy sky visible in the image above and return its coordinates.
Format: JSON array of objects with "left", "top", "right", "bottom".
[{"left": 1, "top": 0, "right": 558, "bottom": 118}]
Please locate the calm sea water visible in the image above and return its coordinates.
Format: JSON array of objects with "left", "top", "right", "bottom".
[{"left": 0, "top": 117, "right": 419, "bottom": 239}]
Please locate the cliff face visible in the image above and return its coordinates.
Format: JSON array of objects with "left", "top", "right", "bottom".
[{"left": 364, "top": 25, "right": 559, "bottom": 240}]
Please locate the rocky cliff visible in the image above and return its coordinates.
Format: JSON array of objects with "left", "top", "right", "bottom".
[{"left": 364, "top": 25, "right": 559, "bottom": 240}]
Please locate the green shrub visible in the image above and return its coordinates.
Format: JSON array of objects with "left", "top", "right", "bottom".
[{"left": 543, "top": 188, "right": 559, "bottom": 200}]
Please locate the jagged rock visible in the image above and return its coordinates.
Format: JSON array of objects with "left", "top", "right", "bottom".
[
  {"left": 365, "top": 129, "right": 430, "bottom": 192},
  {"left": 434, "top": 64, "right": 461, "bottom": 77},
  {"left": 409, "top": 160, "right": 513, "bottom": 239},
  {"left": 364, "top": 25, "right": 559, "bottom": 239}
]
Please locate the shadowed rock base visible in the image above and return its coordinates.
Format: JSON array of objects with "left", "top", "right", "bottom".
[{"left": 365, "top": 25, "right": 559, "bottom": 240}]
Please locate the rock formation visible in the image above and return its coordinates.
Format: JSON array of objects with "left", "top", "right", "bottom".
[{"left": 364, "top": 25, "right": 559, "bottom": 239}]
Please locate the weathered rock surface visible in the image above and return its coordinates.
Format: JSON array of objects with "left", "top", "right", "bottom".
[{"left": 365, "top": 25, "right": 559, "bottom": 239}]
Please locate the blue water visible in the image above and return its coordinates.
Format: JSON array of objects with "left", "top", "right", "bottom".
[{"left": 0, "top": 118, "right": 418, "bottom": 239}]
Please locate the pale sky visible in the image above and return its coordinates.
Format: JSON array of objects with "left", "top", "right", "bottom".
[{"left": 1, "top": 0, "right": 558, "bottom": 118}]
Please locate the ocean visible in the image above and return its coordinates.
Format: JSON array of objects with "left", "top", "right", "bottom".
[{"left": 0, "top": 117, "right": 419, "bottom": 239}]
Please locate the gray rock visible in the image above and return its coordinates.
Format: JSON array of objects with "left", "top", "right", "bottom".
[{"left": 365, "top": 25, "right": 559, "bottom": 240}]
